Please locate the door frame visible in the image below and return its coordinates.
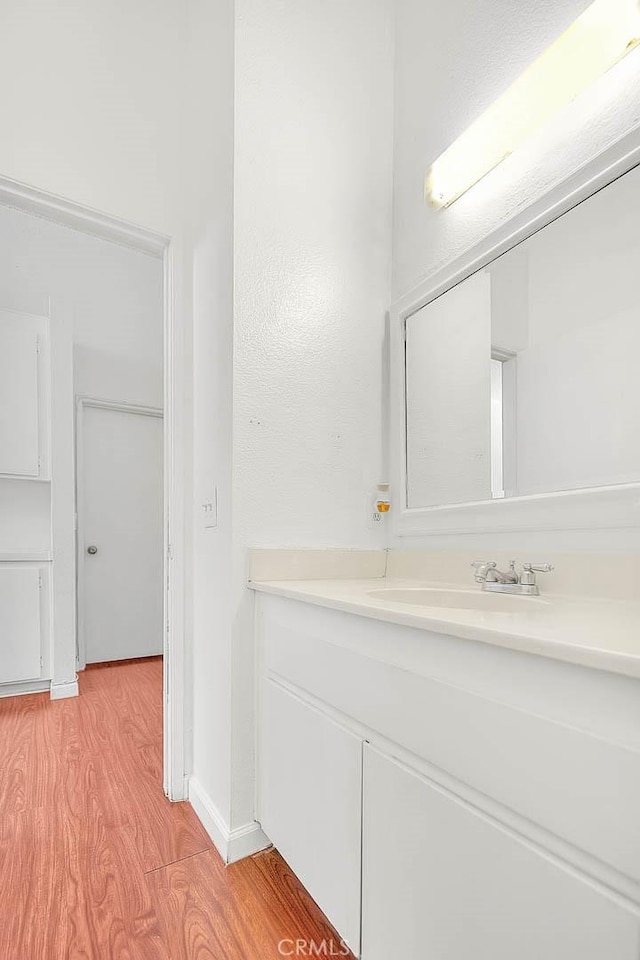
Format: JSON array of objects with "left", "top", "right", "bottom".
[
  {"left": 75, "top": 397, "right": 164, "bottom": 672},
  {"left": 0, "top": 173, "right": 188, "bottom": 801}
]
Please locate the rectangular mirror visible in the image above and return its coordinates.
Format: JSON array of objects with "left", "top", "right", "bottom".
[{"left": 405, "top": 161, "right": 640, "bottom": 510}]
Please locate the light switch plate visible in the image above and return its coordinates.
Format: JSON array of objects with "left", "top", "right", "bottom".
[{"left": 202, "top": 488, "right": 218, "bottom": 529}]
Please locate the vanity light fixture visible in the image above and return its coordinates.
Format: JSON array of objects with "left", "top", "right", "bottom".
[{"left": 425, "top": 0, "right": 640, "bottom": 208}]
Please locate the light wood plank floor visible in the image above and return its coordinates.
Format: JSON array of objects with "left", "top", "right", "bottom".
[{"left": 0, "top": 658, "right": 352, "bottom": 959}]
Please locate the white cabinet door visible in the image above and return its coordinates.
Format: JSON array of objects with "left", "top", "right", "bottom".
[
  {"left": 0, "top": 566, "right": 42, "bottom": 683},
  {"left": 0, "top": 311, "right": 42, "bottom": 478},
  {"left": 362, "top": 745, "right": 639, "bottom": 960},
  {"left": 259, "top": 678, "right": 362, "bottom": 956}
]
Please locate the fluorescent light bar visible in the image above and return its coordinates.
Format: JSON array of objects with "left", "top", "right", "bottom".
[{"left": 426, "top": 0, "right": 640, "bottom": 208}]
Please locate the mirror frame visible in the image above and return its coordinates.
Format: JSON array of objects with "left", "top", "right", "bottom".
[{"left": 390, "top": 130, "right": 640, "bottom": 539}]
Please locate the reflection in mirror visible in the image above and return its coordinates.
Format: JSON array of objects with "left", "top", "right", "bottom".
[
  {"left": 406, "top": 272, "right": 491, "bottom": 508},
  {"left": 405, "top": 162, "right": 640, "bottom": 510}
]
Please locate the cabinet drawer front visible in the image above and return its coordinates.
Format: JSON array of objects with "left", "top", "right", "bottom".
[
  {"left": 259, "top": 678, "right": 362, "bottom": 955},
  {"left": 362, "top": 745, "right": 640, "bottom": 960},
  {"left": 263, "top": 604, "right": 640, "bottom": 885}
]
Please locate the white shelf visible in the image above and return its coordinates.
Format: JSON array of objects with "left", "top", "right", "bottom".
[
  {"left": 0, "top": 553, "right": 52, "bottom": 562},
  {"left": 0, "top": 474, "right": 51, "bottom": 483}
]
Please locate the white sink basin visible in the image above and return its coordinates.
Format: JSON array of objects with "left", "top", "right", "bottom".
[{"left": 367, "top": 587, "right": 549, "bottom": 614}]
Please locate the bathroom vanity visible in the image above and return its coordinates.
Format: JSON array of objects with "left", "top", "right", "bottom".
[
  {"left": 250, "top": 125, "right": 640, "bottom": 959},
  {"left": 252, "top": 559, "right": 640, "bottom": 959}
]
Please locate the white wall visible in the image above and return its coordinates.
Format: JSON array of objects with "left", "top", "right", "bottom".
[
  {"left": 392, "top": 0, "right": 640, "bottom": 300},
  {"left": 189, "top": 0, "right": 236, "bottom": 828},
  {"left": 234, "top": 0, "right": 395, "bottom": 551},
  {"left": 0, "top": 0, "right": 190, "bottom": 237},
  {"left": 0, "top": 206, "right": 163, "bottom": 407},
  {"left": 230, "top": 0, "right": 395, "bottom": 827}
]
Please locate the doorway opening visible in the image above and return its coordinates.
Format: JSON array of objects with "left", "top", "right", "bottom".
[{"left": 0, "top": 175, "right": 185, "bottom": 801}]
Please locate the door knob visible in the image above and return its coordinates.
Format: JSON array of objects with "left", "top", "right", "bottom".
[{"left": 87, "top": 545, "right": 98, "bottom": 555}]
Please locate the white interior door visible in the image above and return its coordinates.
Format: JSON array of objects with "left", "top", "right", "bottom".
[{"left": 80, "top": 403, "right": 163, "bottom": 665}]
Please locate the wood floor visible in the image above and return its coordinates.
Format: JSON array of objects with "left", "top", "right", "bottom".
[{"left": 0, "top": 658, "right": 352, "bottom": 959}]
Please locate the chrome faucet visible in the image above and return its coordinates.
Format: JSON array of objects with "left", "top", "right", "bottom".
[{"left": 471, "top": 560, "right": 553, "bottom": 596}]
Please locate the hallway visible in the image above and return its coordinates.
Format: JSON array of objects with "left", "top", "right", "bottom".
[{"left": 0, "top": 658, "right": 348, "bottom": 959}]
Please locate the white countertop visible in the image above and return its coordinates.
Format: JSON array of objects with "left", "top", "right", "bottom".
[{"left": 249, "top": 577, "right": 640, "bottom": 679}]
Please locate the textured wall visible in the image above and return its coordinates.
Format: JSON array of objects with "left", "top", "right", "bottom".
[
  {"left": 234, "top": 0, "right": 395, "bottom": 550},
  {"left": 232, "top": 0, "right": 396, "bottom": 827},
  {"left": 392, "top": 0, "right": 640, "bottom": 300}
]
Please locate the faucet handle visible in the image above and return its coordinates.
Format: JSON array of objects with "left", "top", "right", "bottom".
[
  {"left": 471, "top": 560, "right": 496, "bottom": 583},
  {"left": 520, "top": 562, "right": 553, "bottom": 588}
]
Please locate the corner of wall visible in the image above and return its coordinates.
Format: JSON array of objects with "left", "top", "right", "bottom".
[{"left": 188, "top": 775, "right": 271, "bottom": 864}]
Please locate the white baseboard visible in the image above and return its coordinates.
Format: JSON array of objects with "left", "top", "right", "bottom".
[
  {"left": 0, "top": 678, "right": 50, "bottom": 699},
  {"left": 188, "top": 776, "right": 271, "bottom": 865},
  {"left": 50, "top": 677, "right": 79, "bottom": 700}
]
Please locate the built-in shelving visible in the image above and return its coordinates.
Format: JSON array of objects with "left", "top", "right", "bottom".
[{"left": 0, "top": 308, "right": 52, "bottom": 689}]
